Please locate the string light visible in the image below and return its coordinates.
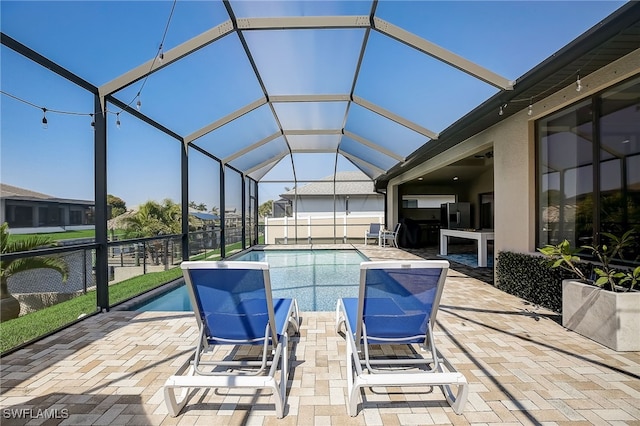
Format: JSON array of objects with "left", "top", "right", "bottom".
[
  {"left": 129, "top": 1, "right": 176, "bottom": 113},
  {"left": 0, "top": 1, "right": 177, "bottom": 128},
  {"left": 498, "top": 103, "right": 507, "bottom": 116},
  {"left": 41, "top": 108, "right": 48, "bottom": 129},
  {"left": 576, "top": 74, "right": 582, "bottom": 92},
  {"left": 158, "top": 43, "right": 164, "bottom": 64},
  {"left": 528, "top": 99, "right": 533, "bottom": 116}
]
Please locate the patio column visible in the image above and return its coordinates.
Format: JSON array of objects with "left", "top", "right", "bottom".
[
  {"left": 181, "top": 141, "right": 189, "bottom": 261},
  {"left": 94, "top": 95, "right": 109, "bottom": 311}
]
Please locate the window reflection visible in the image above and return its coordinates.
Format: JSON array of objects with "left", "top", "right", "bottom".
[
  {"left": 537, "top": 76, "right": 640, "bottom": 263},
  {"left": 599, "top": 78, "right": 640, "bottom": 259},
  {"left": 538, "top": 100, "right": 593, "bottom": 248}
]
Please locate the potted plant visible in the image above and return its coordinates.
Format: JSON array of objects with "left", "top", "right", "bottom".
[
  {"left": 538, "top": 230, "right": 640, "bottom": 351},
  {"left": 0, "top": 223, "right": 69, "bottom": 322}
]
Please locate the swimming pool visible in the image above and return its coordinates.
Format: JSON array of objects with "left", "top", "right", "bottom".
[{"left": 134, "top": 249, "right": 368, "bottom": 312}]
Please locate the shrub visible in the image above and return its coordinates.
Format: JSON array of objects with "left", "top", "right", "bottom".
[
  {"left": 495, "top": 251, "right": 590, "bottom": 313},
  {"left": 538, "top": 231, "right": 640, "bottom": 292}
]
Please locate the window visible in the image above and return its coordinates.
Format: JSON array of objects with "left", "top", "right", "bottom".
[
  {"left": 38, "top": 205, "right": 62, "bottom": 226},
  {"left": 537, "top": 75, "right": 640, "bottom": 262},
  {"left": 6, "top": 203, "right": 33, "bottom": 227},
  {"left": 70, "top": 210, "right": 82, "bottom": 225}
]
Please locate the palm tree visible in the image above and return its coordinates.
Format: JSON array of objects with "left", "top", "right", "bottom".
[
  {"left": 1, "top": 223, "right": 69, "bottom": 322},
  {"left": 123, "top": 199, "right": 183, "bottom": 265},
  {"left": 123, "top": 199, "right": 182, "bottom": 239}
]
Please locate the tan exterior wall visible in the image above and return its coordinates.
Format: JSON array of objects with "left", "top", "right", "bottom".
[{"left": 388, "top": 47, "right": 640, "bottom": 257}]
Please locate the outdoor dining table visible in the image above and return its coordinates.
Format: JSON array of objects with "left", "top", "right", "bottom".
[{"left": 439, "top": 229, "right": 495, "bottom": 267}]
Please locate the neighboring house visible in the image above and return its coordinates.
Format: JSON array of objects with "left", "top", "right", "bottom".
[
  {"left": 278, "top": 171, "right": 384, "bottom": 218},
  {"left": 265, "top": 171, "right": 384, "bottom": 244},
  {"left": 0, "top": 183, "right": 95, "bottom": 234},
  {"left": 224, "top": 208, "right": 242, "bottom": 227}
]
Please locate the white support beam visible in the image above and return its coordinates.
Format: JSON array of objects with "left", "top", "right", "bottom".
[
  {"left": 245, "top": 152, "right": 289, "bottom": 175},
  {"left": 373, "top": 17, "right": 515, "bottom": 90},
  {"left": 99, "top": 20, "right": 235, "bottom": 97},
  {"left": 236, "top": 15, "right": 370, "bottom": 30},
  {"left": 343, "top": 130, "right": 405, "bottom": 162},
  {"left": 352, "top": 95, "right": 439, "bottom": 139},
  {"left": 283, "top": 129, "right": 342, "bottom": 136},
  {"left": 339, "top": 150, "right": 386, "bottom": 175},
  {"left": 222, "top": 131, "right": 282, "bottom": 164},
  {"left": 185, "top": 98, "right": 267, "bottom": 144},
  {"left": 291, "top": 148, "right": 338, "bottom": 153},
  {"left": 270, "top": 94, "right": 351, "bottom": 103}
]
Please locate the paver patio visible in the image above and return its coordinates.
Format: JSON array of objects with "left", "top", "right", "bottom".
[{"left": 1, "top": 246, "right": 639, "bottom": 425}]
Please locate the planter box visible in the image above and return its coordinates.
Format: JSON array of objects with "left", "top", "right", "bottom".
[{"left": 563, "top": 279, "right": 640, "bottom": 351}]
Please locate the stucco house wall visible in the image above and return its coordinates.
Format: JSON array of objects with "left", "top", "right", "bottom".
[{"left": 387, "top": 47, "right": 640, "bottom": 257}]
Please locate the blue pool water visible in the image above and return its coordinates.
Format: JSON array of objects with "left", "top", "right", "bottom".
[{"left": 135, "top": 249, "right": 368, "bottom": 312}]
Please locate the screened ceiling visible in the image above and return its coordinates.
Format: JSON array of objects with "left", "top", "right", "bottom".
[
  {"left": 1, "top": 1, "right": 627, "bottom": 187},
  {"left": 96, "top": 0, "right": 518, "bottom": 183}
]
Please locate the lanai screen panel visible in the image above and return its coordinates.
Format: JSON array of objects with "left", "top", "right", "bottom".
[
  {"left": 339, "top": 136, "right": 399, "bottom": 172},
  {"left": 0, "top": 1, "right": 230, "bottom": 86},
  {"left": 1, "top": 45, "right": 95, "bottom": 204},
  {"left": 227, "top": 136, "right": 290, "bottom": 173},
  {"left": 228, "top": 1, "right": 373, "bottom": 17},
  {"left": 355, "top": 31, "right": 498, "bottom": 133},
  {"left": 242, "top": 29, "right": 364, "bottom": 95},
  {"left": 191, "top": 104, "right": 280, "bottom": 161},
  {"left": 188, "top": 149, "right": 222, "bottom": 223},
  {"left": 248, "top": 157, "right": 288, "bottom": 183},
  {"left": 112, "top": 34, "right": 264, "bottom": 136},
  {"left": 287, "top": 135, "right": 341, "bottom": 153},
  {"left": 345, "top": 103, "right": 428, "bottom": 158},
  {"left": 291, "top": 153, "right": 343, "bottom": 182},
  {"left": 273, "top": 102, "right": 348, "bottom": 131}
]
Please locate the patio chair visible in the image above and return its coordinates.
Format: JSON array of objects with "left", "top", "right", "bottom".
[
  {"left": 380, "top": 222, "right": 402, "bottom": 248},
  {"left": 335, "top": 260, "right": 468, "bottom": 416},
  {"left": 364, "top": 223, "right": 381, "bottom": 245},
  {"left": 164, "top": 261, "right": 300, "bottom": 418}
]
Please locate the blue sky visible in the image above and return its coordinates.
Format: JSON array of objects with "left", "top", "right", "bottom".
[{"left": 0, "top": 0, "right": 627, "bottom": 211}]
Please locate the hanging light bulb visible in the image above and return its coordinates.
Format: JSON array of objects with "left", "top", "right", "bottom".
[
  {"left": 41, "top": 108, "right": 48, "bottom": 129},
  {"left": 90, "top": 113, "right": 95, "bottom": 129},
  {"left": 499, "top": 104, "right": 505, "bottom": 116},
  {"left": 158, "top": 43, "right": 164, "bottom": 64},
  {"left": 136, "top": 94, "right": 142, "bottom": 111},
  {"left": 116, "top": 112, "right": 121, "bottom": 129},
  {"left": 528, "top": 101, "right": 533, "bottom": 116},
  {"left": 576, "top": 74, "right": 582, "bottom": 92}
]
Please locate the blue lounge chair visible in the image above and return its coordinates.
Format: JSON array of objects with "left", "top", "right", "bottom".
[
  {"left": 164, "top": 261, "right": 300, "bottom": 418},
  {"left": 335, "top": 260, "right": 468, "bottom": 416}
]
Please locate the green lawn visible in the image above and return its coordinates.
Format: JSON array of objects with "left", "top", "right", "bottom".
[
  {"left": 0, "top": 236, "right": 265, "bottom": 354},
  {"left": 8, "top": 229, "right": 131, "bottom": 243},
  {"left": 9, "top": 229, "right": 96, "bottom": 242},
  {"left": 0, "top": 267, "right": 182, "bottom": 354}
]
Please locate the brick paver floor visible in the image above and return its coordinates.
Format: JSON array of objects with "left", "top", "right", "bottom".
[{"left": 1, "top": 245, "right": 639, "bottom": 425}]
